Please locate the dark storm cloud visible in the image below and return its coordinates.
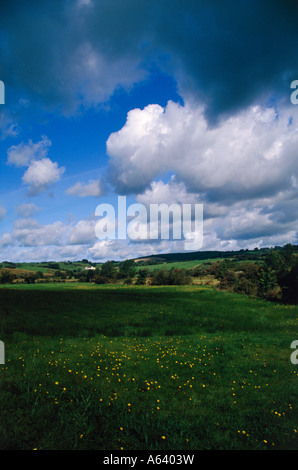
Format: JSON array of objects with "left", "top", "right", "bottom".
[
  {"left": 153, "top": 0, "right": 298, "bottom": 122},
  {"left": 0, "top": 0, "right": 146, "bottom": 113},
  {"left": 2, "top": 0, "right": 298, "bottom": 120}
]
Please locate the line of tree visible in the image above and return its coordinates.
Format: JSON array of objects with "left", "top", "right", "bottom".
[
  {"left": 83, "top": 261, "right": 192, "bottom": 286},
  {"left": 0, "top": 244, "right": 296, "bottom": 303},
  {"left": 191, "top": 243, "right": 297, "bottom": 304}
]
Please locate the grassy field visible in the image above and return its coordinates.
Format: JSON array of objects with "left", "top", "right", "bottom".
[
  {"left": 0, "top": 283, "right": 297, "bottom": 450},
  {"left": 135, "top": 258, "right": 227, "bottom": 272}
]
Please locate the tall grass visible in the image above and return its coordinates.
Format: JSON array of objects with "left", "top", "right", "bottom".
[{"left": 0, "top": 284, "right": 297, "bottom": 450}]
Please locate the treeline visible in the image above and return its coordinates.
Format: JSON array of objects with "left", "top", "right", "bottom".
[
  {"left": 0, "top": 244, "right": 297, "bottom": 303},
  {"left": 77, "top": 260, "right": 192, "bottom": 286},
  {"left": 0, "top": 260, "right": 192, "bottom": 286},
  {"left": 0, "top": 269, "right": 69, "bottom": 285},
  {"left": 192, "top": 243, "right": 297, "bottom": 304}
]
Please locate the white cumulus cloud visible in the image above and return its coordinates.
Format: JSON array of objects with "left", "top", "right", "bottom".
[
  {"left": 22, "top": 158, "right": 65, "bottom": 196},
  {"left": 15, "top": 203, "right": 40, "bottom": 218},
  {"left": 7, "top": 135, "right": 52, "bottom": 167},
  {"left": 66, "top": 178, "right": 104, "bottom": 197},
  {"left": 107, "top": 100, "right": 298, "bottom": 201},
  {"left": 6, "top": 135, "right": 65, "bottom": 196}
]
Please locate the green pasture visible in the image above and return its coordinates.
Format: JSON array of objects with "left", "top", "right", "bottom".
[{"left": 0, "top": 284, "right": 297, "bottom": 450}]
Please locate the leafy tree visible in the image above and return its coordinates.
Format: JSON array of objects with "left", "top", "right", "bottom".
[
  {"left": 150, "top": 268, "right": 191, "bottom": 286},
  {"left": 93, "top": 274, "right": 107, "bottom": 284},
  {"left": 283, "top": 243, "right": 296, "bottom": 270},
  {"left": 118, "top": 260, "right": 136, "bottom": 280},
  {"left": 258, "top": 267, "right": 277, "bottom": 297},
  {"left": 168, "top": 268, "right": 192, "bottom": 285},
  {"left": 100, "top": 261, "right": 117, "bottom": 281},
  {"left": 278, "top": 261, "right": 298, "bottom": 304},
  {"left": 216, "top": 260, "right": 234, "bottom": 279},
  {"left": 77, "top": 268, "right": 98, "bottom": 282},
  {"left": 265, "top": 250, "right": 283, "bottom": 271},
  {"left": 136, "top": 269, "right": 148, "bottom": 285},
  {"left": 234, "top": 277, "right": 259, "bottom": 296},
  {"left": 0, "top": 271, "right": 15, "bottom": 284},
  {"left": 47, "top": 262, "right": 60, "bottom": 270},
  {"left": 24, "top": 273, "right": 37, "bottom": 284},
  {"left": 218, "top": 270, "right": 237, "bottom": 290}
]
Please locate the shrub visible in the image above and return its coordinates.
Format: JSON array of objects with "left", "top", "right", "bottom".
[
  {"left": 150, "top": 268, "right": 192, "bottom": 286},
  {"left": 135, "top": 269, "right": 148, "bottom": 285},
  {"left": 0, "top": 271, "right": 15, "bottom": 284},
  {"left": 278, "top": 261, "right": 298, "bottom": 304}
]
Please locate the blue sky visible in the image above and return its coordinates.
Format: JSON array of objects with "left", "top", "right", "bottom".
[{"left": 0, "top": 0, "right": 298, "bottom": 262}]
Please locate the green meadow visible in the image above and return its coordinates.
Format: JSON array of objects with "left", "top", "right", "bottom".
[
  {"left": 0, "top": 283, "right": 297, "bottom": 450},
  {"left": 135, "top": 259, "right": 226, "bottom": 272}
]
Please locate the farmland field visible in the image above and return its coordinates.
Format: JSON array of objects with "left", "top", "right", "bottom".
[
  {"left": 135, "top": 258, "right": 227, "bottom": 272},
  {"left": 0, "top": 283, "right": 297, "bottom": 450}
]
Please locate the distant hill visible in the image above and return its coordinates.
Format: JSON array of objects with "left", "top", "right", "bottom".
[
  {"left": 133, "top": 248, "right": 269, "bottom": 264},
  {"left": 1, "top": 244, "right": 297, "bottom": 269}
]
